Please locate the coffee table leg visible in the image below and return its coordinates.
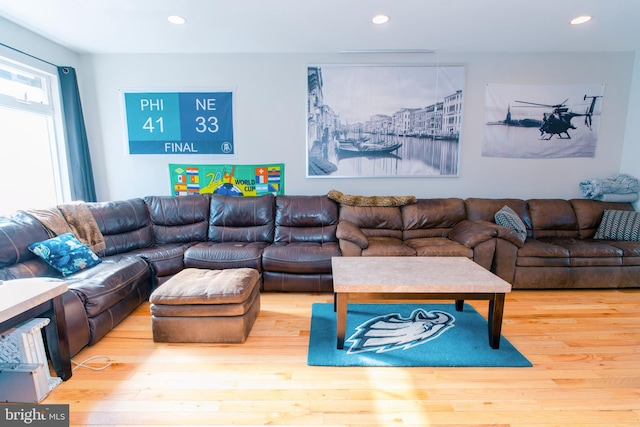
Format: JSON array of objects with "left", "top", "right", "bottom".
[
  {"left": 488, "top": 293, "right": 505, "bottom": 349},
  {"left": 336, "top": 292, "right": 347, "bottom": 349},
  {"left": 455, "top": 300, "right": 464, "bottom": 311}
]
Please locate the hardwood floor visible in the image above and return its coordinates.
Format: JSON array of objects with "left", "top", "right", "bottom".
[{"left": 44, "top": 289, "right": 640, "bottom": 426}]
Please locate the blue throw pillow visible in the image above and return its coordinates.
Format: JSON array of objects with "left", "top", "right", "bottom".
[
  {"left": 594, "top": 210, "right": 640, "bottom": 241},
  {"left": 28, "top": 232, "right": 101, "bottom": 276}
]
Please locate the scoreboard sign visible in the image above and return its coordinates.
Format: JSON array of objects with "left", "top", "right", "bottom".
[{"left": 123, "top": 90, "right": 234, "bottom": 155}]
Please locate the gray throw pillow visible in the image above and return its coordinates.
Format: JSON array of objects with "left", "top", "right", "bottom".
[
  {"left": 594, "top": 209, "right": 640, "bottom": 241},
  {"left": 494, "top": 205, "right": 527, "bottom": 242}
]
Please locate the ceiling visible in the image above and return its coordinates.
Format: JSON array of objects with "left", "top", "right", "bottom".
[{"left": 1, "top": 0, "right": 639, "bottom": 55}]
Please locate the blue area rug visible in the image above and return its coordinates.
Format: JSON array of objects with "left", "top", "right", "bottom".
[{"left": 307, "top": 303, "right": 531, "bottom": 367}]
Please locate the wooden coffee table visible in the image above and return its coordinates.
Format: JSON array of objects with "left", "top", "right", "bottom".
[{"left": 332, "top": 257, "right": 512, "bottom": 350}]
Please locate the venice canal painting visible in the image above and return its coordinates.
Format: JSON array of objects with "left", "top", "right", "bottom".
[{"left": 307, "top": 65, "right": 465, "bottom": 178}]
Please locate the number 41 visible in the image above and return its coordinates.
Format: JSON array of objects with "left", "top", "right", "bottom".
[{"left": 143, "top": 117, "right": 164, "bottom": 133}]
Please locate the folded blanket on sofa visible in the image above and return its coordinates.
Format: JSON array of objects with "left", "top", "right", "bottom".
[
  {"left": 58, "top": 202, "right": 106, "bottom": 254},
  {"left": 595, "top": 193, "right": 639, "bottom": 202},
  {"left": 23, "top": 207, "right": 73, "bottom": 237},
  {"left": 24, "top": 203, "right": 106, "bottom": 254},
  {"left": 328, "top": 189, "right": 416, "bottom": 207},
  {"left": 579, "top": 174, "right": 640, "bottom": 199}
]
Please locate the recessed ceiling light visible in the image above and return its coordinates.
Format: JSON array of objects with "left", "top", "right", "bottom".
[
  {"left": 570, "top": 15, "right": 592, "bottom": 25},
  {"left": 372, "top": 14, "right": 390, "bottom": 25},
  {"left": 168, "top": 15, "right": 187, "bottom": 25},
  {"left": 339, "top": 49, "right": 435, "bottom": 54}
]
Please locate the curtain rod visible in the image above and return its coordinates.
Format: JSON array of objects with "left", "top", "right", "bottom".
[{"left": 0, "top": 41, "right": 59, "bottom": 67}]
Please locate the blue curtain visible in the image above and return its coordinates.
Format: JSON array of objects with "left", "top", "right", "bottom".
[{"left": 58, "top": 66, "right": 97, "bottom": 202}]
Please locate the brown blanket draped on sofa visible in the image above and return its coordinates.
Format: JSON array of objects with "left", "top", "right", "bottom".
[{"left": 23, "top": 202, "right": 106, "bottom": 254}]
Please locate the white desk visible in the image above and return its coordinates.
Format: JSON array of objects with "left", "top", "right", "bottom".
[{"left": 0, "top": 278, "right": 72, "bottom": 380}]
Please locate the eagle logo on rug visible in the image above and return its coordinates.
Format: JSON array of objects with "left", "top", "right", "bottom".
[{"left": 346, "top": 309, "right": 455, "bottom": 354}]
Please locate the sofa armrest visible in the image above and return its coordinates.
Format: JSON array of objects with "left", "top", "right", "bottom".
[
  {"left": 478, "top": 220, "right": 526, "bottom": 248},
  {"left": 447, "top": 220, "right": 497, "bottom": 248},
  {"left": 336, "top": 220, "right": 369, "bottom": 249}
]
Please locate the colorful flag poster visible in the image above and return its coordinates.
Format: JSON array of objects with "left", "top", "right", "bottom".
[{"left": 169, "top": 164, "right": 285, "bottom": 197}]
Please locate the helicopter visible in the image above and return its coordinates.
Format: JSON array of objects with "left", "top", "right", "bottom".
[{"left": 514, "top": 95, "right": 601, "bottom": 140}]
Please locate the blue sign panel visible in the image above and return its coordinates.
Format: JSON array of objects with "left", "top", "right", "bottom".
[{"left": 123, "top": 91, "right": 234, "bottom": 155}]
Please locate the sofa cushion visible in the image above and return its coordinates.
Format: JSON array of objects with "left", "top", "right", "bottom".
[
  {"left": 362, "top": 236, "right": 416, "bottom": 256},
  {"left": 0, "top": 259, "right": 60, "bottom": 281},
  {"left": 88, "top": 198, "right": 154, "bottom": 256},
  {"left": 570, "top": 199, "right": 635, "bottom": 239},
  {"left": 536, "top": 237, "right": 623, "bottom": 267},
  {"left": 262, "top": 271, "right": 334, "bottom": 292},
  {"left": 65, "top": 255, "right": 150, "bottom": 317},
  {"left": 133, "top": 243, "right": 196, "bottom": 277},
  {"left": 274, "top": 195, "right": 338, "bottom": 243},
  {"left": 339, "top": 205, "right": 404, "bottom": 238},
  {"left": 28, "top": 233, "right": 101, "bottom": 276},
  {"left": 0, "top": 212, "right": 52, "bottom": 269},
  {"left": 144, "top": 195, "right": 210, "bottom": 244},
  {"left": 401, "top": 198, "right": 466, "bottom": 240},
  {"left": 517, "top": 239, "right": 570, "bottom": 258},
  {"left": 602, "top": 241, "right": 640, "bottom": 266},
  {"left": 542, "top": 237, "right": 623, "bottom": 258},
  {"left": 465, "top": 198, "right": 531, "bottom": 230},
  {"left": 262, "top": 241, "right": 340, "bottom": 273},
  {"left": 495, "top": 205, "right": 527, "bottom": 242},
  {"left": 528, "top": 199, "right": 578, "bottom": 238},
  {"left": 594, "top": 210, "right": 640, "bottom": 241},
  {"left": 208, "top": 194, "right": 275, "bottom": 243},
  {"left": 184, "top": 241, "right": 267, "bottom": 271},
  {"left": 404, "top": 237, "right": 473, "bottom": 258},
  {"left": 447, "top": 219, "right": 502, "bottom": 248}
]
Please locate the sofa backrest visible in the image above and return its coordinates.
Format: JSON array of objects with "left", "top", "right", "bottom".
[
  {"left": 274, "top": 195, "right": 338, "bottom": 243},
  {"left": 570, "top": 199, "right": 635, "bottom": 239},
  {"left": 0, "top": 212, "right": 60, "bottom": 280},
  {"left": 402, "top": 198, "right": 466, "bottom": 239},
  {"left": 527, "top": 199, "right": 578, "bottom": 238},
  {"left": 338, "top": 205, "right": 403, "bottom": 239},
  {"left": 208, "top": 194, "right": 275, "bottom": 243},
  {"left": 144, "top": 195, "right": 210, "bottom": 244},
  {"left": 465, "top": 198, "right": 532, "bottom": 236},
  {"left": 88, "top": 198, "right": 154, "bottom": 256}
]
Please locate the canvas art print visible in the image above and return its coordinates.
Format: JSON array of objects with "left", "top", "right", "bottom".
[
  {"left": 483, "top": 83, "right": 604, "bottom": 158},
  {"left": 307, "top": 65, "right": 465, "bottom": 178}
]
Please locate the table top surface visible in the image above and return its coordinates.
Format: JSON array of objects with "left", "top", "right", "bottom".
[
  {"left": 331, "top": 257, "right": 512, "bottom": 293},
  {"left": 0, "top": 278, "right": 68, "bottom": 323}
]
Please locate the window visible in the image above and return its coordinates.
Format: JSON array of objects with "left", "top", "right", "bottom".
[{"left": 0, "top": 54, "right": 70, "bottom": 216}]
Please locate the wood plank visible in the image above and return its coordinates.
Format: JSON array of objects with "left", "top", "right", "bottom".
[{"left": 42, "top": 289, "right": 640, "bottom": 426}]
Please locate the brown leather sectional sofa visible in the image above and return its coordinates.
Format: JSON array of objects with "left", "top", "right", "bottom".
[
  {"left": 1, "top": 194, "right": 638, "bottom": 357},
  {"left": 336, "top": 196, "right": 639, "bottom": 289},
  {"left": 465, "top": 198, "right": 640, "bottom": 289}
]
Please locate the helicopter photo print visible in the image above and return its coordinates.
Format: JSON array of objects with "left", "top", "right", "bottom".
[{"left": 483, "top": 83, "right": 604, "bottom": 159}]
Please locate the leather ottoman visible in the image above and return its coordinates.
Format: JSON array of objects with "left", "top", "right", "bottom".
[{"left": 149, "top": 268, "right": 260, "bottom": 343}]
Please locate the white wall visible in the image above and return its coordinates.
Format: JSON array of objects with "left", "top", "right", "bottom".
[
  {"left": 0, "top": 16, "right": 79, "bottom": 69},
  {"left": 83, "top": 51, "right": 635, "bottom": 201},
  {"left": 621, "top": 51, "right": 640, "bottom": 210},
  {"left": 2, "top": 20, "right": 637, "bottom": 203}
]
